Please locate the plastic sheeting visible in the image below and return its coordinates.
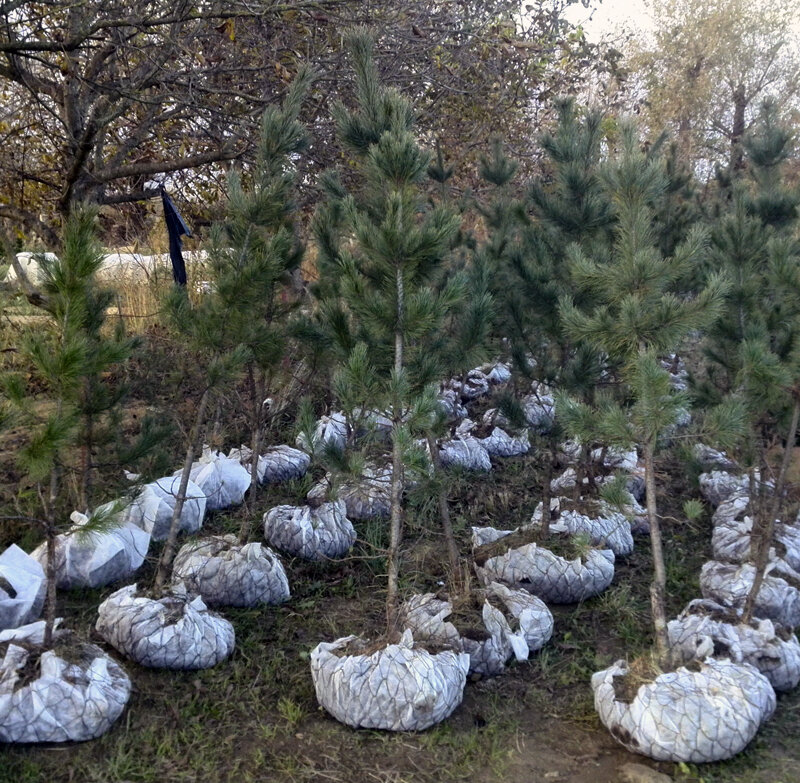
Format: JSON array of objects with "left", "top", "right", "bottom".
[
  {"left": 0, "top": 545, "right": 45, "bottom": 631},
  {"left": 472, "top": 526, "right": 615, "bottom": 604},
  {"left": 132, "top": 475, "right": 206, "bottom": 541},
  {"left": 172, "top": 535, "right": 290, "bottom": 608},
  {"left": 0, "top": 621, "right": 131, "bottom": 743},
  {"left": 667, "top": 599, "right": 800, "bottom": 692},
  {"left": 96, "top": 583, "right": 235, "bottom": 670},
  {"left": 310, "top": 629, "right": 469, "bottom": 731},
  {"left": 174, "top": 448, "right": 251, "bottom": 511},
  {"left": 31, "top": 506, "right": 150, "bottom": 589},
  {"left": 263, "top": 500, "right": 356, "bottom": 560},
  {"left": 530, "top": 499, "right": 634, "bottom": 557},
  {"left": 592, "top": 657, "right": 775, "bottom": 763},
  {"left": 439, "top": 436, "right": 492, "bottom": 471},
  {"left": 699, "top": 560, "right": 800, "bottom": 629}
]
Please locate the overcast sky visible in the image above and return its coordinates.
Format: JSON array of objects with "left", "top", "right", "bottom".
[{"left": 563, "top": 0, "right": 652, "bottom": 41}]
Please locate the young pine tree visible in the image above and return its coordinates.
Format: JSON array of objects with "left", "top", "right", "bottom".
[
  {"left": 312, "top": 31, "right": 464, "bottom": 626},
  {"left": 3, "top": 211, "right": 137, "bottom": 647},
  {"left": 558, "top": 123, "right": 727, "bottom": 664}
]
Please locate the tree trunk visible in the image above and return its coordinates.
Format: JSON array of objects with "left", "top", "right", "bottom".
[
  {"left": 153, "top": 388, "right": 210, "bottom": 595},
  {"left": 644, "top": 440, "right": 670, "bottom": 666},
  {"left": 426, "top": 433, "right": 461, "bottom": 590},
  {"left": 743, "top": 398, "right": 800, "bottom": 622},
  {"left": 241, "top": 364, "right": 264, "bottom": 543},
  {"left": 730, "top": 83, "right": 747, "bottom": 173},
  {"left": 540, "top": 437, "right": 554, "bottom": 537},
  {"left": 42, "top": 468, "right": 60, "bottom": 650},
  {"left": 79, "top": 379, "right": 94, "bottom": 512},
  {"left": 386, "top": 268, "right": 405, "bottom": 631}
]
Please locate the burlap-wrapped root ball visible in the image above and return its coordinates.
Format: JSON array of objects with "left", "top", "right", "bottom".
[
  {"left": 592, "top": 657, "right": 775, "bottom": 762},
  {"left": 0, "top": 545, "right": 45, "bottom": 631},
  {"left": 337, "top": 465, "right": 393, "bottom": 520},
  {"left": 530, "top": 499, "right": 634, "bottom": 557},
  {"left": 310, "top": 629, "right": 469, "bottom": 731},
  {"left": 472, "top": 526, "right": 615, "bottom": 604},
  {"left": 0, "top": 621, "right": 131, "bottom": 743},
  {"left": 439, "top": 436, "right": 492, "bottom": 471},
  {"left": 96, "top": 583, "right": 235, "bottom": 669},
  {"left": 477, "top": 427, "right": 530, "bottom": 458},
  {"left": 132, "top": 476, "right": 207, "bottom": 541},
  {"left": 174, "top": 448, "right": 251, "bottom": 512},
  {"left": 263, "top": 500, "right": 356, "bottom": 560},
  {"left": 667, "top": 599, "right": 800, "bottom": 692},
  {"left": 31, "top": 507, "right": 150, "bottom": 590},
  {"left": 400, "top": 583, "right": 552, "bottom": 676},
  {"left": 172, "top": 535, "right": 290, "bottom": 608},
  {"left": 698, "top": 471, "right": 752, "bottom": 507},
  {"left": 699, "top": 560, "right": 800, "bottom": 629}
]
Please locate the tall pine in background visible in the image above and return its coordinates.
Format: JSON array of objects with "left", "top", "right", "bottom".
[{"left": 697, "top": 100, "right": 800, "bottom": 621}]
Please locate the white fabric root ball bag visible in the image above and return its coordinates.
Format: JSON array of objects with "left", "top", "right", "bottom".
[
  {"left": 31, "top": 506, "right": 150, "bottom": 589},
  {"left": 698, "top": 472, "right": 752, "bottom": 507},
  {"left": 699, "top": 560, "right": 800, "bottom": 629},
  {"left": 229, "top": 444, "right": 310, "bottom": 485},
  {"left": 472, "top": 526, "right": 615, "bottom": 604},
  {"left": 338, "top": 465, "right": 393, "bottom": 520},
  {"left": 174, "top": 447, "right": 251, "bottom": 512},
  {"left": 132, "top": 476, "right": 206, "bottom": 541},
  {"left": 439, "top": 436, "right": 492, "bottom": 471},
  {"left": 172, "top": 535, "right": 290, "bottom": 607},
  {"left": 95, "top": 583, "right": 235, "bottom": 670},
  {"left": 0, "top": 621, "right": 131, "bottom": 743},
  {"left": 530, "top": 499, "right": 634, "bottom": 557},
  {"left": 310, "top": 629, "right": 469, "bottom": 731},
  {"left": 0, "top": 545, "right": 45, "bottom": 631},
  {"left": 592, "top": 657, "right": 775, "bottom": 763},
  {"left": 478, "top": 427, "right": 530, "bottom": 458},
  {"left": 400, "top": 583, "right": 552, "bottom": 676},
  {"left": 296, "top": 411, "right": 348, "bottom": 454},
  {"left": 667, "top": 599, "right": 800, "bottom": 692},
  {"left": 263, "top": 500, "right": 356, "bottom": 560}
]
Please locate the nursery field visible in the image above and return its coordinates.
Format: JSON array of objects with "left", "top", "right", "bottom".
[{"left": 2, "top": 439, "right": 799, "bottom": 783}]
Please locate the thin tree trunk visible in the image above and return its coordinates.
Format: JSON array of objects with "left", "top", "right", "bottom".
[
  {"left": 241, "top": 365, "right": 264, "bottom": 543},
  {"left": 42, "top": 467, "right": 59, "bottom": 650},
  {"left": 426, "top": 433, "right": 460, "bottom": 590},
  {"left": 573, "top": 442, "right": 590, "bottom": 501},
  {"left": 541, "top": 437, "right": 554, "bottom": 537},
  {"left": 386, "top": 268, "right": 405, "bottom": 631},
  {"left": 644, "top": 440, "right": 670, "bottom": 666},
  {"left": 79, "top": 388, "right": 93, "bottom": 512},
  {"left": 743, "top": 398, "right": 800, "bottom": 622},
  {"left": 153, "top": 388, "right": 210, "bottom": 594}
]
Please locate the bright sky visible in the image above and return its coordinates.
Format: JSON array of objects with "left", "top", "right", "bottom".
[{"left": 563, "top": 0, "right": 653, "bottom": 41}]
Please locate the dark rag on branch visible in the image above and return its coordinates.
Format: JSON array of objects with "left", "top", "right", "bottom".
[{"left": 161, "top": 188, "right": 192, "bottom": 286}]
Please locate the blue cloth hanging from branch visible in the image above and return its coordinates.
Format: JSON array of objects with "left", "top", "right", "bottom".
[{"left": 161, "top": 188, "right": 192, "bottom": 286}]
